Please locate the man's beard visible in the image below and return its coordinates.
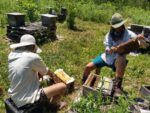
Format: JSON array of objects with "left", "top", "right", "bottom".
[{"left": 110, "top": 27, "right": 125, "bottom": 41}]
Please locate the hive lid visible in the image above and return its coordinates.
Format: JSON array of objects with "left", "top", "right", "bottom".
[
  {"left": 41, "top": 14, "right": 57, "bottom": 18},
  {"left": 7, "top": 12, "right": 25, "bottom": 15}
]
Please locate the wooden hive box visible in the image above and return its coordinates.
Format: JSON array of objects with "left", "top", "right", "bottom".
[
  {"left": 140, "top": 85, "right": 150, "bottom": 98},
  {"left": 82, "top": 73, "right": 113, "bottom": 97},
  {"left": 41, "top": 14, "right": 57, "bottom": 27},
  {"left": 54, "top": 69, "right": 75, "bottom": 94},
  {"left": 130, "top": 24, "right": 144, "bottom": 34},
  {"left": 144, "top": 26, "right": 150, "bottom": 38},
  {"left": 7, "top": 12, "right": 25, "bottom": 27}
]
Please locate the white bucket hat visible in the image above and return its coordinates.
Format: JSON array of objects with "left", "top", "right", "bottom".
[
  {"left": 10, "top": 34, "right": 42, "bottom": 53},
  {"left": 110, "top": 13, "right": 128, "bottom": 28}
]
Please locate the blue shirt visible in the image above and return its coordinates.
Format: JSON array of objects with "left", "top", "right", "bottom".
[{"left": 101, "top": 29, "right": 136, "bottom": 65}]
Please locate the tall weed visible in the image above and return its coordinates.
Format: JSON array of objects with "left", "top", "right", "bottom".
[
  {"left": 72, "top": 93, "right": 132, "bottom": 113},
  {"left": 17, "top": 0, "right": 40, "bottom": 22},
  {"left": 123, "top": 6, "right": 150, "bottom": 25},
  {"left": 65, "top": 1, "right": 76, "bottom": 29},
  {"left": 72, "top": 93, "right": 105, "bottom": 113},
  {"left": 76, "top": 2, "right": 116, "bottom": 23}
]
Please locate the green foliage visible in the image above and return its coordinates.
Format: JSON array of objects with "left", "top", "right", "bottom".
[
  {"left": 94, "top": 0, "right": 150, "bottom": 10},
  {"left": 76, "top": 2, "right": 116, "bottom": 23},
  {"left": 0, "top": 0, "right": 150, "bottom": 112},
  {"left": 71, "top": 93, "right": 105, "bottom": 113},
  {"left": 0, "top": 0, "right": 150, "bottom": 28},
  {"left": 108, "top": 97, "right": 129, "bottom": 113},
  {"left": 123, "top": 6, "right": 150, "bottom": 25},
  {"left": 66, "top": 10, "right": 76, "bottom": 29},
  {"left": 72, "top": 93, "right": 133, "bottom": 113},
  {"left": 16, "top": 0, "right": 40, "bottom": 22},
  {"left": 127, "top": 65, "right": 145, "bottom": 78},
  {"left": 0, "top": 15, "right": 6, "bottom": 28},
  {"left": 0, "top": 0, "right": 16, "bottom": 26},
  {"left": 126, "top": 54, "right": 150, "bottom": 79},
  {"left": 53, "top": 0, "right": 66, "bottom": 10},
  {"left": 65, "top": 1, "right": 76, "bottom": 29},
  {"left": 0, "top": 97, "right": 5, "bottom": 109}
]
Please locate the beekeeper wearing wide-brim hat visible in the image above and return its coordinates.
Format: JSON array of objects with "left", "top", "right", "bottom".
[
  {"left": 8, "top": 34, "right": 67, "bottom": 109},
  {"left": 110, "top": 13, "right": 128, "bottom": 28},
  {"left": 10, "top": 34, "right": 42, "bottom": 53},
  {"left": 82, "top": 13, "right": 138, "bottom": 98}
]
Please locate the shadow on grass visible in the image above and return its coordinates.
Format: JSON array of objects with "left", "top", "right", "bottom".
[{"left": 68, "top": 26, "right": 86, "bottom": 32}]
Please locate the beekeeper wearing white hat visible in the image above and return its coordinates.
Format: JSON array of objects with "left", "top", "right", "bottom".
[{"left": 8, "top": 34, "right": 67, "bottom": 110}]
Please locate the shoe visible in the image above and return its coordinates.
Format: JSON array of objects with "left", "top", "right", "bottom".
[
  {"left": 112, "top": 77, "right": 123, "bottom": 97},
  {"left": 114, "top": 87, "right": 123, "bottom": 97}
]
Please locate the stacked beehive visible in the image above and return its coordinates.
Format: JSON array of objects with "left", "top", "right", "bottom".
[
  {"left": 47, "top": 7, "right": 67, "bottom": 23},
  {"left": 41, "top": 14, "right": 57, "bottom": 41},
  {"left": 7, "top": 13, "right": 57, "bottom": 44},
  {"left": 7, "top": 13, "right": 25, "bottom": 43},
  {"left": 57, "top": 7, "right": 67, "bottom": 23}
]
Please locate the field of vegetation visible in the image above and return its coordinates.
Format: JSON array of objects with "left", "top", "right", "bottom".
[{"left": 0, "top": 0, "right": 150, "bottom": 113}]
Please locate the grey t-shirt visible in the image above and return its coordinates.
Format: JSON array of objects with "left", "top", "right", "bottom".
[{"left": 8, "top": 50, "right": 48, "bottom": 107}]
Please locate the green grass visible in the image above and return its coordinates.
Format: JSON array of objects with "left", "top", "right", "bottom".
[
  {"left": 0, "top": 0, "right": 150, "bottom": 112},
  {"left": 0, "top": 18, "right": 150, "bottom": 113},
  {"left": 0, "top": 0, "right": 150, "bottom": 27}
]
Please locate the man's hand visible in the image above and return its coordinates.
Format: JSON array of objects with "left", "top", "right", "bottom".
[
  {"left": 106, "top": 47, "right": 117, "bottom": 54},
  {"left": 136, "top": 34, "right": 147, "bottom": 49},
  {"left": 51, "top": 73, "right": 62, "bottom": 83},
  {"left": 136, "top": 34, "right": 144, "bottom": 40},
  {"left": 38, "top": 72, "right": 43, "bottom": 80},
  {"left": 47, "top": 70, "right": 62, "bottom": 83}
]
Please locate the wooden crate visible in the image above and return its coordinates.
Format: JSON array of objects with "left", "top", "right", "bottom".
[
  {"left": 82, "top": 84, "right": 98, "bottom": 97},
  {"left": 82, "top": 73, "right": 113, "bottom": 97},
  {"left": 140, "top": 85, "right": 150, "bottom": 98}
]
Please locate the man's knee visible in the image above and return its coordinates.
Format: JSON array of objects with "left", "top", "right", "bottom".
[
  {"left": 43, "top": 83, "right": 67, "bottom": 97},
  {"left": 59, "top": 83, "right": 67, "bottom": 91},
  {"left": 85, "top": 62, "right": 96, "bottom": 71},
  {"left": 116, "top": 55, "right": 126, "bottom": 64},
  {"left": 85, "top": 65, "right": 91, "bottom": 71},
  {"left": 54, "top": 83, "right": 67, "bottom": 94}
]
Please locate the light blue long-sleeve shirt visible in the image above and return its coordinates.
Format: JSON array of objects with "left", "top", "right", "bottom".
[{"left": 101, "top": 29, "right": 136, "bottom": 65}]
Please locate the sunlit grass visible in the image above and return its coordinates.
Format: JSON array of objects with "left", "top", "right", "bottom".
[
  {"left": 0, "top": 17, "right": 150, "bottom": 113},
  {"left": 0, "top": 0, "right": 150, "bottom": 112}
]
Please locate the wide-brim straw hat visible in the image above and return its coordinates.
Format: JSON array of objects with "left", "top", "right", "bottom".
[
  {"left": 110, "top": 13, "right": 128, "bottom": 28},
  {"left": 10, "top": 34, "right": 42, "bottom": 53}
]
